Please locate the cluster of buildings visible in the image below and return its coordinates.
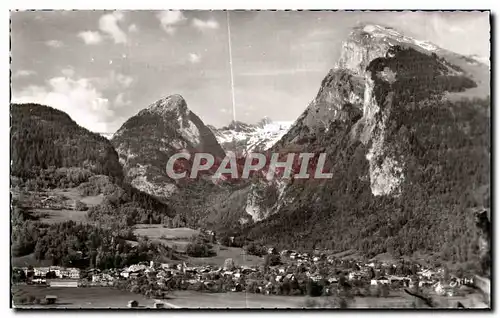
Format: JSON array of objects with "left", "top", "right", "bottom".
[
  {"left": 14, "top": 248, "right": 475, "bottom": 298},
  {"left": 20, "top": 266, "right": 81, "bottom": 280},
  {"left": 17, "top": 266, "right": 81, "bottom": 286}
]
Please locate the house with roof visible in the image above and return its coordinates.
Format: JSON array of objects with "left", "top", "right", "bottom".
[
  {"left": 128, "top": 300, "right": 139, "bottom": 308},
  {"left": 370, "top": 276, "right": 390, "bottom": 285},
  {"left": 34, "top": 267, "right": 51, "bottom": 277},
  {"left": 32, "top": 278, "right": 46, "bottom": 284},
  {"left": 48, "top": 279, "right": 78, "bottom": 287},
  {"left": 268, "top": 247, "right": 277, "bottom": 255},
  {"left": 69, "top": 268, "right": 80, "bottom": 279},
  {"left": 349, "top": 272, "right": 363, "bottom": 281},
  {"left": 45, "top": 295, "right": 58, "bottom": 305},
  {"left": 154, "top": 302, "right": 165, "bottom": 309},
  {"left": 280, "top": 250, "right": 291, "bottom": 257},
  {"left": 231, "top": 283, "right": 244, "bottom": 292}
]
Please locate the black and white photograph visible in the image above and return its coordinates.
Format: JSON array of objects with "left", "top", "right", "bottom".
[{"left": 9, "top": 9, "right": 491, "bottom": 309}]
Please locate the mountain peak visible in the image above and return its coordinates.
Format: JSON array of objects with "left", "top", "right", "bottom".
[
  {"left": 257, "top": 116, "right": 273, "bottom": 128},
  {"left": 350, "top": 23, "right": 439, "bottom": 52},
  {"left": 147, "top": 94, "right": 188, "bottom": 116}
]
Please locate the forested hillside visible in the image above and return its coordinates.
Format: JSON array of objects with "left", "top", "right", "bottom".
[{"left": 10, "top": 103, "right": 123, "bottom": 180}]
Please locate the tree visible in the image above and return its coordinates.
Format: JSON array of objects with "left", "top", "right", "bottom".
[
  {"left": 245, "top": 243, "right": 266, "bottom": 256},
  {"left": 12, "top": 268, "right": 26, "bottom": 283},
  {"left": 306, "top": 279, "right": 323, "bottom": 297},
  {"left": 75, "top": 200, "right": 88, "bottom": 211},
  {"left": 220, "top": 236, "right": 231, "bottom": 247},
  {"left": 368, "top": 267, "right": 376, "bottom": 280},
  {"left": 223, "top": 258, "right": 236, "bottom": 271}
]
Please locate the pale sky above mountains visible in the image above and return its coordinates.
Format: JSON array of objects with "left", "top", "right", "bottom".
[{"left": 11, "top": 10, "right": 490, "bottom": 133}]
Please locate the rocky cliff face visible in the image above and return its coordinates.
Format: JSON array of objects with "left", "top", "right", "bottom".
[
  {"left": 220, "top": 25, "right": 490, "bottom": 264},
  {"left": 272, "top": 24, "right": 482, "bottom": 200},
  {"left": 111, "top": 94, "right": 225, "bottom": 201}
]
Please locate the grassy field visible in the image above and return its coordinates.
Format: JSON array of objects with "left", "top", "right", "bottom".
[
  {"left": 155, "top": 290, "right": 487, "bottom": 309},
  {"left": 159, "top": 290, "right": 306, "bottom": 308},
  {"left": 14, "top": 187, "right": 104, "bottom": 225},
  {"left": 188, "top": 245, "right": 263, "bottom": 267},
  {"left": 133, "top": 226, "right": 200, "bottom": 239},
  {"left": 30, "top": 208, "right": 89, "bottom": 224},
  {"left": 132, "top": 226, "right": 199, "bottom": 253},
  {"left": 12, "top": 285, "right": 156, "bottom": 309},
  {"left": 132, "top": 226, "right": 263, "bottom": 267},
  {"left": 55, "top": 189, "right": 104, "bottom": 207},
  {"left": 12, "top": 253, "right": 52, "bottom": 267},
  {"left": 12, "top": 285, "right": 487, "bottom": 309}
]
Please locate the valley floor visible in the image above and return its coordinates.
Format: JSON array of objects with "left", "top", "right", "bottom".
[{"left": 12, "top": 286, "right": 488, "bottom": 309}]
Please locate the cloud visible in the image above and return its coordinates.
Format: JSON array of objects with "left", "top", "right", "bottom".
[
  {"left": 128, "top": 24, "right": 138, "bottom": 33},
  {"left": 13, "top": 70, "right": 36, "bottom": 78},
  {"left": 99, "top": 11, "right": 128, "bottom": 44},
  {"left": 91, "top": 71, "right": 134, "bottom": 89},
  {"left": 219, "top": 108, "right": 227, "bottom": 113},
  {"left": 114, "top": 93, "right": 132, "bottom": 107},
  {"left": 192, "top": 18, "right": 219, "bottom": 32},
  {"left": 238, "top": 68, "right": 324, "bottom": 77},
  {"left": 116, "top": 73, "right": 134, "bottom": 88},
  {"left": 188, "top": 53, "right": 201, "bottom": 64},
  {"left": 61, "top": 67, "right": 75, "bottom": 77},
  {"left": 12, "top": 77, "right": 113, "bottom": 132},
  {"left": 157, "top": 10, "right": 186, "bottom": 35},
  {"left": 78, "top": 31, "right": 103, "bottom": 45},
  {"left": 46, "top": 40, "right": 63, "bottom": 48}
]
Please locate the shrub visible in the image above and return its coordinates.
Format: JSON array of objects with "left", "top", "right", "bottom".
[
  {"left": 186, "top": 242, "right": 215, "bottom": 257},
  {"left": 306, "top": 279, "right": 323, "bottom": 297},
  {"left": 74, "top": 200, "right": 88, "bottom": 211},
  {"left": 245, "top": 243, "right": 267, "bottom": 257}
]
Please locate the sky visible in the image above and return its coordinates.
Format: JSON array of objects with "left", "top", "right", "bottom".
[{"left": 10, "top": 10, "right": 490, "bottom": 133}]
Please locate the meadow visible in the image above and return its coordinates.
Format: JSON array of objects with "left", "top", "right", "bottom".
[{"left": 12, "top": 285, "right": 155, "bottom": 309}]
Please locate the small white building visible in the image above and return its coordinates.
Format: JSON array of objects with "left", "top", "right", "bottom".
[
  {"left": 34, "top": 267, "right": 51, "bottom": 277},
  {"left": 48, "top": 279, "right": 79, "bottom": 287},
  {"left": 370, "top": 277, "right": 390, "bottom": 285},
  {"left": 69, "top": 268, "right": 81, "bottom": 279},
  {"left": 121, "top": 271, "right": 130, "bottom": 278}
]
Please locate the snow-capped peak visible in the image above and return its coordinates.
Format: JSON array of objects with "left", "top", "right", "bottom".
[
  {"left": 357, "top": 24, "right": 438, "bottom": 52},
  {"left": 212, "top": 118, "right": 293, "bottom": 154}
]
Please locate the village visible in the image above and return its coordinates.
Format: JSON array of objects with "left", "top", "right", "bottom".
[{"left": 14, "top": 245, "right": 475, "bottom": 302}]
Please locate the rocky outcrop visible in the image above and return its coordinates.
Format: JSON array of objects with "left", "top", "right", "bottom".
[
  {"left": 274, "top": 24, "right": 478, "bottom": 199},
  {"left": 112, "top": 94, "right": 225, "bottom": 201},
  {"left": 232, "top": 24, "right": 489, "bottom": 262}
]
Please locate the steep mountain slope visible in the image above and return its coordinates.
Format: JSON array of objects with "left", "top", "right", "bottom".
[
  {"left": 220, "top": 24, "right": 490, "bottom": 267},
  {"left": 10, "top": 103, "right": 176, "bottom": 222},
  {"left": 209, "top": 118, "right": 293, "bottom": 154},
  {"left": 111, "top": 95, "right": 227, "bottom": 223},
  {"left": 10, "top": 103, "right": 123, "bottom": 180}
]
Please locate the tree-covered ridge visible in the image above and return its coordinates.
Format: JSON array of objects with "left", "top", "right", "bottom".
[
  {"left": 10, "top": 103, "right": 123, "bottom": 180},
  {"left": 12, "top": 206, "right": 172, "bottom": 269},
  {"left": 242, "top": 93, "right": 489, "bottom": 271}
]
